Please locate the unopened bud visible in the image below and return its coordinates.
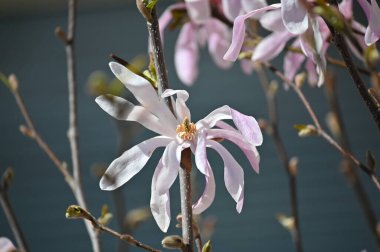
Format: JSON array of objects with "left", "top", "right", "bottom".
[
  {"left": 125, "top": 207, "right": 151, "bottom": 229},
  {"left": 19, "top": 125, "right": 35, "bottom": 138},
  {"left": 54, "top": 26, "right": 68, "bottom": 43},
  {"left": 8, "top": 74, "right": 18, "bottom": 92},
  {"left": 161, "top": 235, "right": 184, "bottom": 249},
  {"left": 1, "top": 167, "right": 14, "bottom": 191},
  {"left": 98, "top": 205, "right": 113, "bottom": 226},
  {"left": 364, "top": 44, "right": 380, "bottom": 68},
  {"left": 202, "top": 240, "right": 212, "bottom": 252},
  {"left": 65, "top": 205, "right": 90, "bottom": 220},
  {"left": 295, "top": 72, "right": 306, "bottom": 88},
  {"left": 136, "top": 0, "right": 153, "bottom": 22},
  {"left": 276, "top": 213, "right": 295, "bottom": 231},
  {"left": 289, "top": 157, "right": 299, "bottom": 176},
  {"left": 294, "top": 124, "right": 317, "bottom": 137},
  {"left": 326, "top": 112, "right": 340, "bottom": 137}
]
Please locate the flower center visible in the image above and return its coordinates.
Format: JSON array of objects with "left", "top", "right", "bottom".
[{"left": 176, "top": 117, "right": 197, "bottom": 141}]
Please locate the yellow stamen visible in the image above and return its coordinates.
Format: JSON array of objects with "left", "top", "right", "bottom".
[{"left": 176, "top": 117, "right": 197, "bottom": 141}]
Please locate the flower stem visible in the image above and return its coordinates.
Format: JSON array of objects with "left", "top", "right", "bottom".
[{"left": 179, "top": 148, "right": 194, "bottom": 252}]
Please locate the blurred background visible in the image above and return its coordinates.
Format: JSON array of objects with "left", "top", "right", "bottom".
[{"left": 0, "top": 0, "right": 379, "bottom": 251}]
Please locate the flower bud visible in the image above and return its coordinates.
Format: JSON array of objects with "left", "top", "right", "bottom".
[
  {"left": 289, "top": 157, "right": 299, "bottom": 177},
  {"left": 8, "top": 74, "right": 18, "bottom": 92},
  {"left": 1, "top": 167, "right": 13, "bottom": 192},
  {"left": 276, "top": 213, "right": 295, "bottom": 231},
  {"left": 202, "top": 240, "right": 212, "bottom": 252},
  {"left": 294, "top": 124, "right": 317, "bottom": 137},
  {"left": 161, "top": 235, "right": 184, "bottom": 249},
  {"left": 125, "top": 207, "right": 151, "bottom": 229},
  {"left": 19, "top": 125, "right": 35, "bottom": 139}
]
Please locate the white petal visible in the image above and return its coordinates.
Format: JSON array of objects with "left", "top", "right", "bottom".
[
  {"left": 0, "top": 237, "right": 16, "bottom": 252},
  {"left": 156, "top": 141, "right": 181, "bottom": 195},
  {"left": 281, "top": 0, "right": 308, "bottom": 34},
  {"left": 207, "top": 128, "right": 260, "bottom": 173},
  {"left": 159, "top": 2, "right": 187, "bottom": 44},
  {"left": 150, "top": 159, "right": 171, "bottom": 232},
  {"left": 252, "top": 30, "right": 293, "bottom": 62},
  {"left": 109, "top": 62, "right": 177, "bottom": 126},
  {"left": 162, "top": 89, "right": 191, "bottom": 121},
  {"left": 95, "top": 95, "right": 175, "bottom": 136},
  {"left": 185, "top": 0, "right": 211, "bottom": 24},
  {"left": 99, "top": 136, "right": 171, "bottom": 190},
  {"left": 259, "top": 9, "right": 285, "bottom": 32},
  {"left": 197, "top": 106, "right": 263, "bottom": 146},
  {"left": 222, "top": 0, "right": 242, "bottom": 21},
  {"left": 207, "top": 140, "right": 244, "bottom": 213},
  {"left": 207, "top": 19, "right": 233, "bottom": 69}
]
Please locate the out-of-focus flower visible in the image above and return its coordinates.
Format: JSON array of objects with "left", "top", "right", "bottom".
[
  {"left": 159, "top": 0, "right": 232, "bottom": 85},
  {"left": 0, "top": 237, "right": 16, "bottom": 252},
  {"left": 96, "top": 62, "right": 263, "bottom": 232},
  {"left": 358, "top": 0, "right": 380, "bottom": 45}
]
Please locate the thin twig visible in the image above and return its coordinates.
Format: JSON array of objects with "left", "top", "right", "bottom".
[
  {"left": 324, "top": 74, "right": 380, "bottom": 248},
  {"left": 255, "top": 65, "right": 303, "bottom": 252},
  {"left": 59, "top": 0, "right": 101, "bottom": 250},
  {"left": 263, "top": 62, "right": 380, "bottom": 191},
  {"left": 328, "top": 21, "right": 380, "bottom": 132},
  {"left": 0, "top": 171, "right": 29, "bottom": 252},
  {"left": 66, "top": 205, "right": 160, "bottom": 252},
  {"left": 326, "top": 56, "right": 370, "bottom": 76}
]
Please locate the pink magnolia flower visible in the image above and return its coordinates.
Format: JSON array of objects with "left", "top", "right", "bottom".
[
  {"left": 281, "top": 0, "right": 309, "bottom": 34},
  {"left": 96, "top": 62, "right": 263, "bottom": 232},
  {"left": 358, "top": 0, "right": 380, "bottom": 45},
  {"left": 159, "top": 0, "right": 232, "bottom": 85}
]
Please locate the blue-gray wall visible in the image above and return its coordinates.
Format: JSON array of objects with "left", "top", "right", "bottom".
[{"left": 0, "top": 3, "right": 379, "bottom": 252}]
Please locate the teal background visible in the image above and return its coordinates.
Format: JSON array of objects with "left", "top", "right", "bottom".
[{"left": 0, "top": 2, "right": 379, "bottom": 251}]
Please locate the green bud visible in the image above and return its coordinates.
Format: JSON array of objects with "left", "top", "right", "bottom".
[
  {"left": 202, "top": 240, "right": 212, "bottom": 252},
  {"left": 1, "top": 167, "right": 14, "bottom": 191},
  {"left": 98, "top": 205, "right": 113, "bottom": 226},
  {"left": 294, "top": 124, "right": 317, "bottom": 137},
  {"left": 125, "top": 207, "right": 151, "bottom": 229},
  {"left": 66, "top": 205, "right": 86, "bottom": 219},
  {"left": 276, "top": 213, "right": 295, "bottom": 231}
]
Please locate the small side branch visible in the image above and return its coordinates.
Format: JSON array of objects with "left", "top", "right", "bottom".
[{"left": 66, "top": 205, "right": 161, "bottom": 252}]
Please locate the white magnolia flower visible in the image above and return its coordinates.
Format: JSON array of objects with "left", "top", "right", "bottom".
[{"left": 96, "top": 62, "right": 263, "bottom": 232}]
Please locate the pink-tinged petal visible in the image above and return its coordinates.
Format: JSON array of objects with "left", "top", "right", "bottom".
[
  {"left": 197, "top": 105, "right": 263, "bottom": 146},
  {"left": 281, "top": 0, "right": 308, "bottom": 34},
  {"left": 193, "top": 130, "right": 216, "bottom": 214},
  {"left": 156, "top": 141, "right": 181, "bottom": 195},
  {"left": 207, "top": 19, "right": 233, "bottom": 69},
  {"left": 240, "top": 59, "right": 253, "bottom": 74},
  {"left": 242, "top": 0, "right": 268, "bottom": 13},
  {"left": 109, "top": 62, "right": 177, "bottom": 126},
  {"left": 305, "top": 58, "right": 318, "bottom": 86},
  {"left": 259, "top": 9, "right": 285, "bottom": 32},
  {"left": 358, "top": 0, "right": 370, "bottom": 19},
  {"left": 0, "top": 237, "right": 16, "bottom": 252},
  {"left": 162, "top": 89, "right": 191, "bottom": 121},
  {"left": 150, "top": 159, "right": 171, "bottom": 232},
  {"left": 159, "top": 3, "right": 187, "bottom": 43},
  {"left": 223, "top": 3, "right": 282, "bottom": 61},
  {"left": 252, "top": 30, "right": 293, "bottom": 62},
  {"left": 99, "top": 136, "right": 171, "bottom": 191},
  {"left": 338, "top": 0, "right": 353, "bottom": 20},
  {"left": 207, "top": 128, "right": 260, "bottom": 173},
  {"left": 185, "top": 0, "right": 211, "bottom": 24},
  {"left": 207, "top": 140, "right": 244, "bottom": 213},
  {"left": 175, "top": 22, "right": 199, "bottom": 86},
  {"left": 358, "top": 0, "right": 380, "bottom": 45},
  {"left": 222, "top": 0, "right": 242, "bottom": 21},
  {"left": 95, "top": 95, "right": 175, "bottom": 136},
  {"left": 284, "top": 40, "right": 305, "bottom": 85}
]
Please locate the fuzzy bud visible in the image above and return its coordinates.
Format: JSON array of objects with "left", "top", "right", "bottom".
[
  {"left": 289, "top": 157, "right": 299, "bottom": 177},
  {"left": 294, "top": 124, "right": 317, "bottom": 137},
  {"left": 276, "top": 213, "right": 295, "bottom": 232},
  {"left": 1, "top": 167, "right": 14, "bottom": 192},
  {"left": 202, "top": 240, "right": 212, "bottom": 252},
  {"left": 8, "top": 74, "right": 18, "bottom": 92},
  {"left": 161, "top": 235, "right": 184, "bottom": 249},
  {"left": 19, "top": 125, "right": 35, "bottom": 138}
]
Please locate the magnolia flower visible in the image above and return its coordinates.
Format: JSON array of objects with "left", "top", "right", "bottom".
[
  {"left": 159, "top": 0, "right": 232, "bottom": 85},
  {"left": 96, "top": 62, "right": 263, "bottom": 232},
  {"left": 358, "top": 0, "right": 380, "bottom": 45}
]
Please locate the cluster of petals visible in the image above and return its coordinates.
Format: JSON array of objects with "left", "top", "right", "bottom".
[
  {"left": 96, "top": 62, "right": 263, "bottom": 232},
  {"left": 159, "top": 0, "right": 232, "bottom": 86}
]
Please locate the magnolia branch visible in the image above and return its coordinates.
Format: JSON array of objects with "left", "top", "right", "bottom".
[
  {"left": 66, "top": 205, "right": 160, "bottom": 252},
  {"left": 255, "top": 65, "right": 303, "bottom": 252},
  {"left": 324, "top": 74, "right": 380, "bottom": 248},
  {"left": 263, "top": 62, "right": 380, "bottom": 192}
]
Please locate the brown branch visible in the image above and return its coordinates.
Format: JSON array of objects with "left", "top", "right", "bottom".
[
  {"left": 255, "top": 65, "right": 303, "bottom": 252},
  {"left": 263, "top": 62, "right": 380, "bottom": 192},
  {"left": 66, "top": 205, "right": 160, "bottom": 252},
  {"left": 326, "top": 56, "right": 370, "bottom": 76},
  {"left": 324, "top": 74, "right": 380, "bottom": 247}
]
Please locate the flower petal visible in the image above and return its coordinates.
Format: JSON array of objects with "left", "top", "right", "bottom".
[
  {"left": 0, "top": 237, "right": 16, "bottom": 252},
  {"left": 175, "top": 22, "right": 199, "bottom": 86},
  {"left": 162, "top": 89, "right": 191, "bottom": 121},
  {"left": 252, "top": 30, "right": 294, "bottom": 62},
  {"left": 338, "top": 0, "right": 352, "bottom": 19},
  {"left": 207, "top": 128, "right": 260, "bottom": 173},
  {"left": 159, "top": 3, "right": 187, "bottom": 43},
  {"left": 192, "top": 130, "right": 216, "bottom": 214},
  {"left": 185, "top": 0, "right": 211, "bottom": 24},
  {"left": 223, "top": 3, "right": 282, "bottom": 61},
  {"left": 207, "top": 19, "right": 233, "bottom": 69},
  {"left": 207, "top": 140, "right": 244, "bottom": 213},
  {"left": 156, "top": 141, "right": 181, "bottom": 195},
  {"left": 150, "top": 159, "right": 171, "bottom": 232},
  {"left": 281, "top": 0, "right": 308, "bottom": 34},
  {"left": 259, "top": 9, "right": 285, "bottom": 32},
  {"left": 95, "top": 95, "right": 175, "bottom": 136},
  {"left": 197, "top": 105, "right": 263, "bottom": 146},
  {"left": 99, "top": 136, "right": 171, "bottom": 191},
  {"left": 284, "top": 40, "right": 305, "bottom": 86},
  {"left": 242, "top": 0, "right": 268, "bottom": 13},
  {"left": 222, "top": 0, "right": 242, "bottom": 21},
  {"left": 109, "top": 62, "right": 177, "bottom": 126}
]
